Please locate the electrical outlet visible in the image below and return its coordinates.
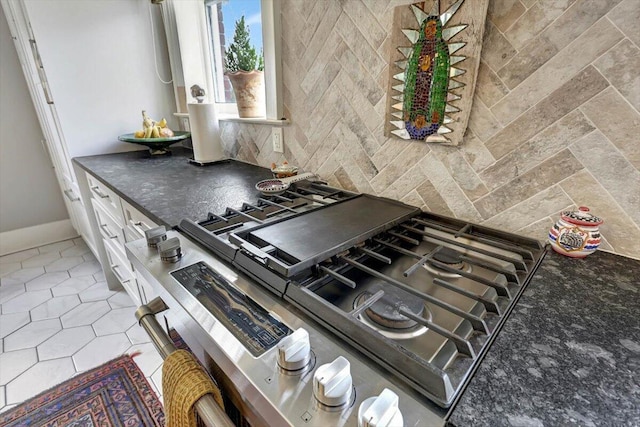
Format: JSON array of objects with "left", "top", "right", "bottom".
[{"left": 272, "top": 127, "right": 284, "bottom": 153}]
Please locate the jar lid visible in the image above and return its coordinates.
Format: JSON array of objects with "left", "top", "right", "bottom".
[{"left": 561, "top": 206, "right": 603, "bottom": 226}]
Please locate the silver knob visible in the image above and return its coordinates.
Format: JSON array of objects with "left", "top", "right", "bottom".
[
  {"left": 358, "top": 388, "right": 403, "bottom": 427},
  {"left": 145, "top": 226, "right": 167, "bottom": 247},
  {"left": 157, "top": 237, "right": 182, "bottom": 263},
  {"left": 313, "top": 356, "right": 352, "bottom": 407},
  {"left": 277, "top": 328, "right": 311, "bottom": 371}
]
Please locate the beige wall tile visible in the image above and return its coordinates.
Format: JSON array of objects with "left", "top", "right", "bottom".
[
  {"left": 594, "top": 39, "right": 640, "bottom": 112},
  {"left": 487, "top": 0, "right": 526, "bottom": 32},
  {"left": 335, "top": 12, "right": 386, "bottom": 78},
  {"left": 334, "top": 34, "right": 385, "bottom": 106},
  {"left": 460, "top": 129, "right": 496, "bottom": 173},
  {"left": 560, "top": 170, "right": 640, "bottom": 258},
  {"left": 430, "top": 145, "right": 489, "bottom": 201},
  {"left": 473, "top": 150, "right": 583, "bottom": 219},
  {"left": 493, "top": 18, "right": 624, "bottom": 124},
  {"left": 481, "top": 20, "right": 517, "bottom": 72},
  {"left": 569, "top": 131, "right": 640, "bottom": 227},
  {"left": 419, "top": 155, "right": 483, "bottom": 222},
  {"left": 467, "top": 96, "right": 502, "bottom": 142},
  {"left": 504, "top": 0, "right": 577, "bottom": 50},
  {"left": 497, "top": 0, "right": 621, "bottom": 89},
  {"left": 341, "top": 0, "right": 387, "bottom": 48},
  {"left": 608, "top": 0, "right": 640, "bottom": 46},
  {"left": 480, "top": 110, "right": 595, "bottom": 190},
  {"left": 300, "top": 2, "right": 342, "bottom": 71},
  {"left": 401, "top": 189, "right": 427, "bottom": 210},
  {"left": 486, "top": 66, "right": 608, "bottom": 159},
  {"left": 482, "top": 185, "right": 573, "bottom": 231},
  {"left": 380, "top": 164, "right": 427, "bottom": 201},
  {"left": 370, "top": 142, "right": 426, "bottom": 193},
  {"left": 516, "top": 217, "right": 556, "bottom": 244},
  {"left": 416, "top": 180, "right": 453, "bottom": 215},
  {"left": 580, "top": 88, "right": 640, "bottom": 170},
  {"left": 475, "top": 60, "right": 509, "bottom": 108}
]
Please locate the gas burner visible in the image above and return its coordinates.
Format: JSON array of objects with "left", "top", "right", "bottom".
[
  {"left": 354, "top": 287, "right": 431, "bottom": 339},
  {"left": 424, "top": 247, "right": 472, "bottom": 278}
]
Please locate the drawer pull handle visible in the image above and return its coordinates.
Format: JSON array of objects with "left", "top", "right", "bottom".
[
  {"left": 63, "top": 189, "right": 80, "bottom": 202},
  {"left": 90, "top": 186, "right": 110, "bottom": 199},
  {"left": 111, "top": 264, "right": 131, "bottom": 284},
  {"left": 100, "top": 224, "right": 118, "bottom": 239},
  {"left": 133, "top": 221, "right": 151, "bottom": 231}
]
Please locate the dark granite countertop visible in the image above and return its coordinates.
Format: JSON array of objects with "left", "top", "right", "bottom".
[
  {"left": 73, "top": 148, "right": 273, "bottom": 228},
  {"left": 449, "top": 249, "right": 640, "bottom": 426}
]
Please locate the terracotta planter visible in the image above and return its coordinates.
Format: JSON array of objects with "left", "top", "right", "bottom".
[{"left": 226, "top": 70, "right": 265, "bottom": 118}]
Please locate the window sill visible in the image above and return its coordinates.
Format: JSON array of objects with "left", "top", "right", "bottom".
[{"left": 174, "top": 112, "right": 289, "bottom": 126}]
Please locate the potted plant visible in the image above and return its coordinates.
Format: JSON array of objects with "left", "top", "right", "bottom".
[{"left": 225, "top": 16, "right": 265, "bottom": 118}]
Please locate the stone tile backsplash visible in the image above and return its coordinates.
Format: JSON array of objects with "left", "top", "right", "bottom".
[{"left": 219, "top": 0, "right": 640, "bottom": 259}]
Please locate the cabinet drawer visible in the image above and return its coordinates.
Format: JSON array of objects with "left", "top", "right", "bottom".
[
  {"left": 92, "top": 199, "right": 126, "bottom": 256},
  {"left": 121, "top": 199, "right": 158, "bottom": 242},
  {"left": 104, "top": 238, "right": 141, "bottom": 306},
  {"left": 86, "top": 172, "right": 123, "bottom": 223}
]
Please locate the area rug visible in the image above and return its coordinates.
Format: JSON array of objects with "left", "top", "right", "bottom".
[{"left": 0, "top": 355, "right": 164, "bottom": 427}]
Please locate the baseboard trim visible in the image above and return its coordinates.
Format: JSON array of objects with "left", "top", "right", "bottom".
[{"left": 0, "top": 219, "right": 79, "bottom": 256}]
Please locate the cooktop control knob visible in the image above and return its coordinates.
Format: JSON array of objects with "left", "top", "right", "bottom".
[
  {"left": 277, "top": 328, "right": 311, "bottom": 371},
  {"left": 358, "top": 388, "right": 403, "bottom": 427},
  {"left": 157, "top": 237, "right": 182, "bottom": 263},
  {"left": 313, "top": 356, "right": 352, "bottom": 407},
  {"left": 144, "top": 226, "right": 167, "bottom": 248}
]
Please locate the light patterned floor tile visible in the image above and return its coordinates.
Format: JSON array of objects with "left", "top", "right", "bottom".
[
  {"left": 107, "top": 291, "right": 135, "bottom": 309},
  {"left": 92, "top": 307, "right": 137, "bottom": 336},
  {"left": 37, "top": 240, "right": 75, "bottom": 254},
  {"left": 52, "top": 276, "right": 96, "bottom": 297},
  {"left": 126, "top": 324, "right": 152, "bottom": 345},
  {"left": 25, "top": 272, "right": 69, "bottom": 292},
  {"left": 93, "top": 271, "right": 106, "bottom": 282},
  {"left": 0, "top": 348, "right": 38, "bottom": 385},
  {"left": 20, "top": 251, "right": 61, "bottom": 269},
  {"left": 0, "top": 386, "right": 5, "bottom": 409},
  {"left": 0, "top": 312, "right": 30, "bottom": 338},
  {"left": 79, "top": 282, "right": 116, "bottom": 302},
  {"left": 60, "top": 301, "right": 111, "bottom": 328},
  {"left": 30, "top": 295, "right": 80, "bottom": 321},
  {"left": 151, "top": 366, "right": 164, "bottom": 397},
  {"left": 44, "top": 257, "right": 84, "bottom": 273},
  {"left": 69, "top": 260, "right": 101, "bottom": 277},
  {"left": 1, "top": 290, "right": 52, "bottom": 314},
  {"left": 0, "top": 281, "right": 25, "bottom": 305},
  {"left": 5, "top": 266, "right": 45, "bottom": 282},
  {"left": 60, "top": 243, "right": 91, "bottom": 258},
  {"left": 0, "top": 249, "right": 39, "bottom": 265},
  {"left": 5, "top": 357, "right": 76, "bottom": 405},
  {"left": 3, "top": 319, "right": 61, "bottom": 352},
  {"left": 128, "top": 343, "right": 163, "bottom": 378},
  {"left": 0, "top": 263, "right": 21, "bottom": 277},
  {"left": 72, "top": 334, "right": 132, "bottom": 372},
  {"left": 37, "top": 326, "right": 95, "bottom": 360}
]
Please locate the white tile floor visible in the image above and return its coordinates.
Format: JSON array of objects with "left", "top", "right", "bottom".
[{"left": 0, "top": 238, "right": 164, "bottom": 413}]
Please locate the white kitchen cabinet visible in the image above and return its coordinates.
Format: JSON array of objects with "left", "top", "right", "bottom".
[{"left": 1, "top": 0, "right": 174, "bottom": 258}]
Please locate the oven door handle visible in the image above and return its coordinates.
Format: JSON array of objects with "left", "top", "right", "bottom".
[{"left": 135, "top": 297, "right": 234, "bottom": 427}]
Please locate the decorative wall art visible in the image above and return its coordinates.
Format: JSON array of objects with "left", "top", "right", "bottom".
[{"left": 386, "top": 0, "right": 489, "bottom": 146}]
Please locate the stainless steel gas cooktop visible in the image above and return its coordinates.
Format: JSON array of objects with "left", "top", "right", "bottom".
[{"left": 128, "top": 178, "right": 547, "bottom": 426}]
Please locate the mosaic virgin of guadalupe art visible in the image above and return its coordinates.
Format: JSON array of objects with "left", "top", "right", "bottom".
[{"left": 387, "top": 0, "right": 489, "bottom": 146}]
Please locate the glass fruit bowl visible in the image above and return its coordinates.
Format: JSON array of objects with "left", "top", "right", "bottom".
[{"left": 118, "top": 131, "right": 191, "bottom": 155}]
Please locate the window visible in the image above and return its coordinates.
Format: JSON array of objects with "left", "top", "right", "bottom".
[{"left": 166, "top": 0, "right": 283, "bottom": 122}]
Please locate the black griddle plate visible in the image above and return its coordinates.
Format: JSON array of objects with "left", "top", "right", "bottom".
[{"left": 237, "top": 195, "right": 420, "bottom": 276}]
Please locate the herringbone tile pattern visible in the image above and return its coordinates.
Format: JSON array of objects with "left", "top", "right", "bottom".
[{"left": 220, "top": 0, "right": 640, "bottom": 259}]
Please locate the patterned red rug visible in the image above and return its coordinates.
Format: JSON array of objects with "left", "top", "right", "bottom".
[{"left": 0, "top": 355, "right": 164, "bottom": 427}]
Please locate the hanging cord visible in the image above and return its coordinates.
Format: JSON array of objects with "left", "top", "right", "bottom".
[{"left": 148, "top": 1, "right": 173, "bottom": 84}]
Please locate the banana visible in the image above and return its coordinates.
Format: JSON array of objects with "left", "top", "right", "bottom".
[
  {"left": 142, "top": 110, "right": 154, "bottom": 130},
  {"left": 151, "top": 125, "right": 160, "bottom": 138},
  {"left": 158, "top": 118, "right": 167, "bottom": 128},
  {"left": 144, "top": 126, "right": 153, "bottom": 139}
]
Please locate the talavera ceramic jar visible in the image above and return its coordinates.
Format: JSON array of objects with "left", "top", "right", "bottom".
[{"left": 549, "top": 207, "right": 603, "bottom": 258}]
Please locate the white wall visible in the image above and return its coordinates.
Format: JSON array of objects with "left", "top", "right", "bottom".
[
  {"left": 23, "top": 0, "right": 176, "bottom": 157},
  {"left": 0, "top": 6, "right": 68, "bottom": 233}
]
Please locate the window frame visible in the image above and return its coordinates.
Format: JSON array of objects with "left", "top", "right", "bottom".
[{"left": 166, "top": 0, "right": 283, "bottom": 122}]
